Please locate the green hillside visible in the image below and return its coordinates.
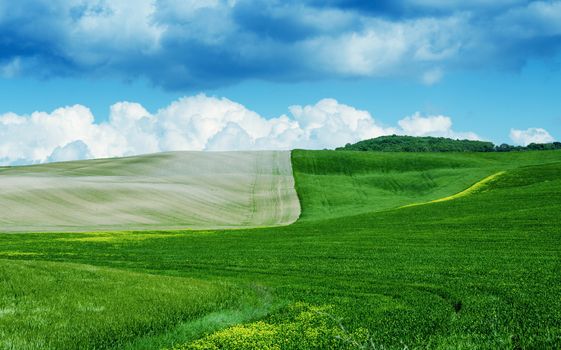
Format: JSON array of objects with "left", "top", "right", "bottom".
[
  {"left": 1, "top": 150, "right": 560, "bottom": 349},
  {"left": 292, "top": 149, "right": 561, "bottom": 220}
]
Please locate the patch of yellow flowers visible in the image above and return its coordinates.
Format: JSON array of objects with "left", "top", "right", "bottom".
[{"left": 172, "top": 303, "right": 373, "bottom": 350}]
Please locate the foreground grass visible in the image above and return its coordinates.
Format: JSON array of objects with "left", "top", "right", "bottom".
[
  {"left": 0, "top": 260, "right": 267, "bottom": 349},
  {"left": 1, "top": 150, "right": 560, "bottom": 348}
]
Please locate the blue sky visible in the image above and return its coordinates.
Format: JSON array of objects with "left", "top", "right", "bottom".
[{"left": 0, "top": 0, "right": 560, "bottom": 164}]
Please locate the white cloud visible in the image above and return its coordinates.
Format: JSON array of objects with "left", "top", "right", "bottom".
[
  {"left": 66, "top": 0, "right": 164, "bottom": 65},
  {"left": 0, "top": 95, "right": 480, "bottom": 165},
  {"left": 398, "top": 112, "right": 480, "bottom": 140},
  {"left": 48, "top": 140, "right": 93, "bottom": 163},
  {"left": 0, "top": 105, "right": 107, "bottom": 164},
  {"left": 509, "top": 127, "right": 555, "bottom": 146},
  {"left": 288, "top": 98, "right": 397, "bottom": 148},
  {"left": 306, "top": 16, "right": 465, "bottom": 78}
]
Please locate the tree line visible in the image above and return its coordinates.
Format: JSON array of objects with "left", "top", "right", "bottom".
[{"left": 336, "top": 135, "right": 561, "bottom": 152}]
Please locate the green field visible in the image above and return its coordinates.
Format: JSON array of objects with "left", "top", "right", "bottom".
[{"left": 1, "top": 150, "right": 560, "bottom": 349}]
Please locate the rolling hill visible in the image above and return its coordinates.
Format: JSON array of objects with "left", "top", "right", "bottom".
[
  {"left": 0, "top": 151, "right": 300, "bottom": 232},
  {"left": 1, "top": 149, "right": 560, "bottom": 349},
  {"left": 291, "top": 149, "right": 561, "bottom": 220}
]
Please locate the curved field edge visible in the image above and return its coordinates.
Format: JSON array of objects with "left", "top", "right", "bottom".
[
  {"left": 0, "top": 151, "right": 300, "bottom": 233},
  {"left": 401, "top": 171, "right": 506, "bottom": 208},
  {"left": 290, "top": 149, "right": 493, "bottom": 221}
]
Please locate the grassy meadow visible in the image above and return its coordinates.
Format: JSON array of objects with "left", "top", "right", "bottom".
[{"left": 1, "top": 150, "right": 560, "bottom": 349}]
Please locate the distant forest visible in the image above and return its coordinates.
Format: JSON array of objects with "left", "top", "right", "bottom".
[{"left": 336, "top": 135, "right": 561, "bottom": 152}]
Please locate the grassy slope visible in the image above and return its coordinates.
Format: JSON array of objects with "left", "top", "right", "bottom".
[
  {"left": 0, "top": 151, "right": 300, "bottom": 232},
  {"left": 1, "top": 150, "right": 560, "bottom": 348},
  {"left": 291, "top": 149, "right": 561, "bottom": 220}
]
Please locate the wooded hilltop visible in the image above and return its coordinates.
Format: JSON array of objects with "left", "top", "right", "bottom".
[{"left": 336, "top": 135, "right": 561, "bottom": 152}]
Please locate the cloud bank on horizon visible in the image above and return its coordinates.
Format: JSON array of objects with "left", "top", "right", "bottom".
[
  {"left": 0, "top": 94, "right": 486, "bottom": 165},
  {"left": 1, "top": 0, "right": 561, "bottom": 88}
]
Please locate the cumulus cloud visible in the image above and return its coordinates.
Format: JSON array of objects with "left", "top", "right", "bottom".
[
  {"left": 509, "top": 127, "right": 555, "bottom": 146},
  {"left": 288, "top": 98, "right": 397, "bottom": 148},
  {"left": 1, "top": 0, "right": 561, "bottom": 88},
  {"left": 398, "top": 112, "right": 480, "bottom": 140},
  {"left": 48, "top": 140, "right": 92, "bottom": 163},
  {"left": 0, "top": 94, "right": 480, "bottom": 165}
]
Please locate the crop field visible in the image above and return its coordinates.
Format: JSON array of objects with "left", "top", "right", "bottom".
[
  {"left": 1, "top": 150, "right": 560, "bottom": 349},
  {"left": 0, "top": 151, "right": 300, "bottom": 232}
]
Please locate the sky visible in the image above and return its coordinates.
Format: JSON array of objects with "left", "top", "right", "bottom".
[{"left": 0, "top": 0, "right": 560, "bottom": 165}]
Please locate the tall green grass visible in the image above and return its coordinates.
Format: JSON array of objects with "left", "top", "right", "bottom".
[{"left": 0, "top": 259, "right": 266, "bottom": 349}]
